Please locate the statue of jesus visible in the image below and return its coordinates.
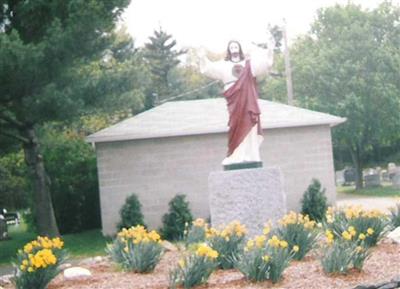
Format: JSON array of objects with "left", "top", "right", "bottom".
[{"left": 198, "top": 36, "right": 275, "bottom": 167}]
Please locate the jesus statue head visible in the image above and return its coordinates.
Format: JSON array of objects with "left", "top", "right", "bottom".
[{"left": 225, "top": 40, "right": 245, "bottom": 62}]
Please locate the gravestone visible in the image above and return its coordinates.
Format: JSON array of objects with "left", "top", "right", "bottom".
[
  {"left": 344, "top": 168, "right": 356, "bottom": 185},
  {"left": 0, "top": 215, "right": 8, "bottom": 240},
  {"left": 364, "top": 174, "right": 381, "bottom": 188},
  {"left": 392, "top": 168, "right": 400, "bottom": 189},
  {"left": 335, "top": 170, "right": 345, "bottom": 186},
  {"left": 388, "top": 163, "right": 397, "bottom": 180},
  {"left": 208, "top": 167, "right": 286, "bottom": 237},
  {"left": 382, "top": 170, "right": 390, "bottom": 182}
]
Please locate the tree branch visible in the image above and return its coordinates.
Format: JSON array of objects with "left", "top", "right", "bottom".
[
  {"left": 0, "top": 130, "right": 30, "bottom": 144},
  {"left": 0, "top": 111, "right": 25, "bottom": 128}
]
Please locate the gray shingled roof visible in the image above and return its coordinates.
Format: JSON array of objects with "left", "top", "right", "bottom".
[{"left": 86, "top": 98, "right": 346, "bottom": 143}]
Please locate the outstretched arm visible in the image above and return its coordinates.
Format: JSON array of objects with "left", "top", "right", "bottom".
[
  {"left": 198, "top": 47, "right": 224, "bottom": 81},
  {"left": 249, "top": 34, "right": 275, "bottom": 77}
]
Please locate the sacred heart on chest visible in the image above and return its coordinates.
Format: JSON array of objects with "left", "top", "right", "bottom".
[{"left": 232, "top": 64, "right": 244, "bottom": 78}]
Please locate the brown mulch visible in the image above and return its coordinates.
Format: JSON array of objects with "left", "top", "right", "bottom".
[{"left": 5, "top": 242, "right": 400, "bottom": 289}]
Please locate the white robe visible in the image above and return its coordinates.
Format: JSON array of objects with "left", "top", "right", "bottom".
[{"left": 199, "top": 44, "right": 274, "bottom": 165}]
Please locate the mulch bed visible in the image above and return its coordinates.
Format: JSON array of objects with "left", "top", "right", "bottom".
[{"left": 4, "top": 241, "right": 400, "bottom": 289}]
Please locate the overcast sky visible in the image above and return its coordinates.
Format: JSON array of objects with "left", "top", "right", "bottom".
[{"left": 122, "top": 0, "right": 399, "bottom": 52}]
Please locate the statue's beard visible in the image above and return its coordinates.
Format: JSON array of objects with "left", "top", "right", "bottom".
[{"left": 231, "top": 52, "right": 240, "bottom": 58}]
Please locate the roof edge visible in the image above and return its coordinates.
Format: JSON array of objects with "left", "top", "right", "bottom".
[{"left": 86, "top": 118, "right": 347, "bottom": 144}]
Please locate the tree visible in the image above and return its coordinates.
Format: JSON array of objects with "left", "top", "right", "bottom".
[
  {"left": 0, "top": 0, "right": 131, "bottom": 236},
  {"left": 143, "top": 27, "right": 186, "bottom": 109},
  {"left": 277, "top": 3, "right": 400, "bottom": 189}
]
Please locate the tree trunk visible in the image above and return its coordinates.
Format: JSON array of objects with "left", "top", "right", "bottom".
[
  {"left": 21, "top": 127, "right": 60, "bottom": 237},
  {"left": 348, "top": 145, "right": 363, "bottom": 190}
]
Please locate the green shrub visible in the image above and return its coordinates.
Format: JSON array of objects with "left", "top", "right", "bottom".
[
  {"left": 237, "top": 235, "right": 294, "bottom": 283},
  {"left": 161, "top": 194, "right": 193, "bottom": 241},
  {"left": 207, "top": 221, "right": 247, "bottom": 269},
  {"left": 169, "top": 243, "right": 218, "bottom": 289},
  {"left": 389, "top": 202, "right": 400, "bottom": 229},
  {"left": 107, "top": 225, "right": 163, "bottom": 272},
  {"left": 276, "top": 212, "right": 319, "bottom": 260},
  {"left": 13, "top": 236, "right": 68, "bottom": 289},
  {"left": 301, "top": 179, "right": 328, "bottom": 222},
  {"left": 118, "top": 194, "right": 145, "bottom": 230}
]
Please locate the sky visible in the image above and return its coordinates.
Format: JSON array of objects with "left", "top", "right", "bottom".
[{"left": 122, "top": 0, "right": 399, "bottom": 52}]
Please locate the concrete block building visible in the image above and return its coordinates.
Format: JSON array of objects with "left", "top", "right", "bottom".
[{"left": 87, "top": 98, "right": 346, "bottom": 236}]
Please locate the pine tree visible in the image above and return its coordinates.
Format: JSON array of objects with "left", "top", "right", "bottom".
[
  {"left": 143, "top": 27, "right": 186, "bottom": 109},
  {"left": 0, "top": 0, "right": 131, "bottom": 236}
]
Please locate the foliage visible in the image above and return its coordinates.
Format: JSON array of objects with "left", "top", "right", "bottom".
[
  {"left": 263, "top": 3, "right": 400, "bottom": 188},
  {"left": 142, "top": 27, "right": 186, "bottom": 108},
  {"left": 237, "top": 234, "right": 294, "bottom": 283},
  {"left": 389, "top": 202, "right": 400, "bottom": 229},
  {"left": 169, "top": 243, "right": 218, "bottom": 289},
  {"left": 301, "top": 179, "right": 328, "bottom": 222},
  {"left": 185, "top": 218, "right": 208, "bottom": 246},
  {"left": 161, "top": 194, "right": 193, "bottom": 241},
  {"left": 0, "top": 151, "right": 30, "bottom": 210},
  {"left": 325, "top": 206, "right": 389, "bottom": 247},
  {"left": 276, "top": 212, "right": 319, "bottom": 260},
  {"left": 41, "top": 129, "right": 101, "bottom": 234},
  {"left": 206, "top": 221, "right": 247, "bottom": 269},
  {"left": 13, "top": 236, "right": 68, "bottom": 289},
  {"left": 107, "top": 225, "right": 163, "bottom": 273},
  {"left": 117, "top": 194, "right": 145, "bottom": 230},
  {"left": 0, "top": 0, "right": 136, "bottom": 236}
]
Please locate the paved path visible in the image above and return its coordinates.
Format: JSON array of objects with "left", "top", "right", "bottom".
[{"left": 336, "top": 193, "right": 399, "bottom": 213}]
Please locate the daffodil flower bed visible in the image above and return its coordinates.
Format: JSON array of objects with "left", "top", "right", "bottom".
[
  {"left": 325, "top": 206, "right": 389, "bottom": 247},
  {"left": 13, "top": 236, "right": 67, "bottom": 289},
  {"left": 169, "top": 243, "right": 219, "bottom": 289},
  {"left": 275, "top": 212, "right": 319, "bottom": 260},
  {"left": 206, "top": 221, "right": 247, "bottom": 269},
  {"left": 236, "top": 233, "right": 295, "bottom": 283},
  {"left": 321, "top": 228, "right": 372, "bottom": 274},
  {"left": 107, "top": 225, "right": 164, "bottom": 273},
  {"left": 185, "top": 218, "right": 208, "bottom": 245}
]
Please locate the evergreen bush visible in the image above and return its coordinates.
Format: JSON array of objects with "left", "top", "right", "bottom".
[
  {"left": 161, "top": 194, "right": 193, "bottom": 241},
  {"left": 301, "top": 179, "right": 328, "bottom": 222},
  {"left": 118, "top": 194, "right": 145, "bottom": 230}
]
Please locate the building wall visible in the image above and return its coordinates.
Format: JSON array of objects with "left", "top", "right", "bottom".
[{"left": 96, "top": 124, "right": 336, "bottom": 236}]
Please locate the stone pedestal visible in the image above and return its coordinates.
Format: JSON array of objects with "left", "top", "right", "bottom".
[{"left": 208, "top": 167, "right": 286, "bottom": 237}]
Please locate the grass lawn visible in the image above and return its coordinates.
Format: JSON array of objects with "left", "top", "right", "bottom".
[
  {"left": 337, "top": 183, "right": 400, "bottom": 197},
  {"left": 0, "top": 222, "right": 110, "bottom": 266}
]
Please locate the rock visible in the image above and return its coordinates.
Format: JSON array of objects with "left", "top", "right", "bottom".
[
  {"left": 378, "top": 282, "right": 399, "bottom": 289},
  {"left": 353, "top": 285, "right": 377, "bottom": 289},
  {"left": 0, "top": 274, "right": 13, "bottom": 285},
  {"left": 161, "top": 240, "right": 178, "bottom": 252},
  {"left": 94, "top": 256, "right": 103, "bottom": 262},
  {"left": 387, "top": 227, "right": 400, "bottom": 244},
  {"left": 355, "top": 285, "right": 377, "bottom": 289},
  {"left": 390, "top": 275, "right": 400, "bottom": 284},
  {"left": 60, "top": 263, "right": 72, "bottom": 270},
  {"left": 63, "top": 267, "right": 92, "bottom": 280}
]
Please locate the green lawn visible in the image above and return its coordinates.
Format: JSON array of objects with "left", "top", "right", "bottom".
[
  {"left": 337, "top": 184, "right": 400, "bottom": 197},
  {"left": 0, "top": 223, "right": 110, "bottom": 266},
  {"left": 0, "top": 223, "right": 36, "bottom": 265}
]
